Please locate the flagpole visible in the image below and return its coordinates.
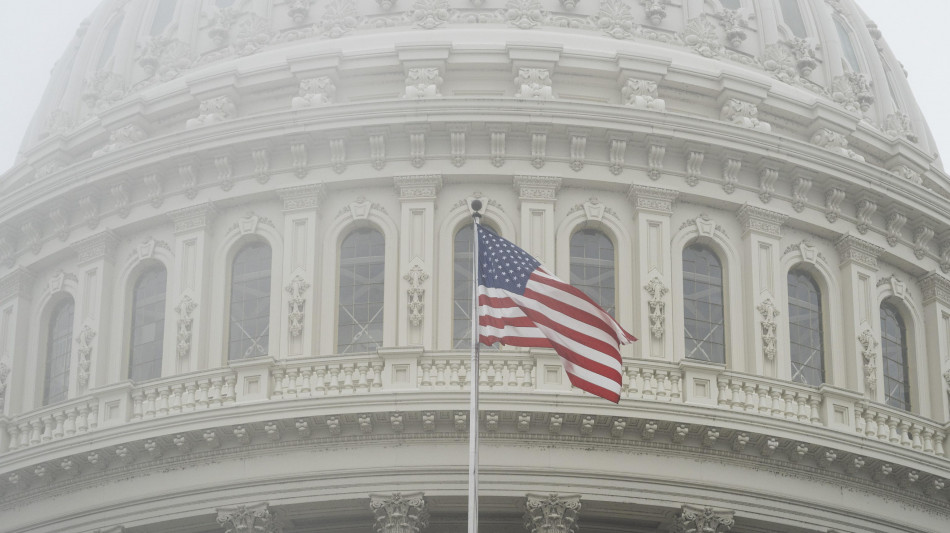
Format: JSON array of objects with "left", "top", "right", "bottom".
[{"left": 468, "top": 199, "right": 482, "bottom": 533}]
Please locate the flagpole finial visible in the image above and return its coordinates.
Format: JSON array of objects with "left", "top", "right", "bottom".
[{"left": 471, "top": 200, "right": 483, "bottom": 219}]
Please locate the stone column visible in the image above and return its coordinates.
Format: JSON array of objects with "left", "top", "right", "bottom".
[
  {"left": 0, "top": 268, "right": 34, "bottom": 450},
  {"left": 919, "top": 273, "right": 950, "bottom": 422},
  {"left": 513, "top": 176, "right": 561, "bottom": 267},
  {"left": 736, "top": 205, "right": 787, "bottom": 378},
  {"left": 523, "top": 493, "right": 581, "bottom": 533},
  {"left": 629, "top": 185, "right": 679, "bottom": 361},
  {"left": 71, "top": 231, "right": 118, "bottom": 392},
  {"left": 394, "top": 175, "right": 441, "bottom": 348},
  {"left": 671, "top": 505, "right": 734, "bottom": 533},
  {"left": 835, "top": 235, "right": 884, "bottom": 397},
  {"left": 217, "top": 503, "right": 281, "bottom": 533},
  {"left": 369, "top": 492, "right": 429, "bottom": 533},
  {"left": 166, "top": 203, "right": 217, "bottom": 373},
  {"left": 277, "top": 185, "right": 324, "bottom": 359}
]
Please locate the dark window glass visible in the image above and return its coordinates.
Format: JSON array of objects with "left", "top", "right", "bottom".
[
  {"left": 44, "top": 299, "right": 75, "bottom": 405},
  {"left": 720, "top": 0, "right": 742, "bottom": 10},
  {"left": 150, "top": 0, "right": 178, "bottom": 35},
  {"left": 788, "top": 270, "right": 824, "bottom": 386},
  {"left": 881, "top": 302, "right": 911, "bottom": 411},
  {"left": 338, "top": 228, "right": 385, "bottom": 354},
  {"left": 683, "top": 245, "right": 725, "bottom": 363},
  {"left": 454, "top": 225, "right": 475, "bottom": 349},
  {"left": 570, "top": 229, "right": 616, "bottom": 317},
  {"left": 835, "top": 19, "right": 860, "bottom": 71},
  {"left": 229, "top": 242, "right": 272, "bottom": 360},
  {"left": 779, "top": 0, "right": 807, "bottom": 38},
  {"left": 129, "top": 267, "right": 167, "bottom": 381},
  {"left": 215, "top": 0, "right": 235, "bottom": 7}
]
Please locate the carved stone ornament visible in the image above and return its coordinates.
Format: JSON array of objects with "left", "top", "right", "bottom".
[
  {"left": 286, "top": 275, "right": 311, "bottom": 337},
  {"left": 737, "top": 205, "right": 787, "bottom": 238},
  {"left": 505, "top": 0, "right": 544, "bottom": 30},
  {"left": 647, "top": 143, "right": 666, "bottom": 180},
  {"left": 216, "top": 503, "right": 282, "bottom": 533},
  {"left": 758, "top": 167, "right": 777, "bottom": 203},
  {"left": 686, "top": 151, "right": 703, "bottom": 187},
  {"left": 835, "top": 235, "right": 882, "bottom": 270},
  {"left": 825, "top": 188, "right": 845, "bottom": 223},
  {"left": 291, "top": 77, "right": 335, "bottom": 108},
  {"left": 891, "top": 165, "right": 923, "bottom": 186},
  {"left": 394, "top": 174, "right": 442, "bottom": 199},
  {"left": 609, "top": 138, "right": 626, "bottom": 175},
  {"left": 885, "top": 112, "right": 918, "bottom": 143},
  {"left": 76, "top": 325, "right": 96, "bottom": 387},
  {"left": 858, "top": 328, "right": 879, "bottom": 393},
  {"left": 596, "top": 0, "right": 637, "bottom": 40},
  {"left": 514, "top": 176, "right": 561, "bottom": 201},
  {"left": 175, "top": 295, "right": 197, "bottom": 359},
  {"left": 644, "top": 277, "right": 668, "bottom": 339},
  {"left": 810, "top": 129, "right": 865, "bottom": 162},
  {"left": 683, "top": 17, "right": 723, "bottom": 58},
  {"left": 672, "top": 505, "right": 735, "bottom": 533},
  {"left": 370, "top": 492, "right": 430, "bottom": 533},
  {"left": 404, "top": 68, "right": 443, "bottom": 98},
  {"left": 0, "top": 361, "right": 10, "bottom": 408},
  {"left": 93, "top": 124, "right": 148, "bottom": 157},
  {"left": 641, "top": 0, "right": 667, "bottom": 25},
  {"left": 524, "top": 493, "right": 581, "bottom": 533},
  {"left": 515, "top": 68, "right": 554, "bottom": 100},
  {"left": 287, "top": 0, "right": 313, "bottom": 24},
  {"left": 410, "top": 0, "right": 450, "bottom": 30},
  {"left": 721, "top": 99, "right": 771, "bottom": 132},
  {"left": 404, "top": 265, "right": 429, "bottom": 327},
  {"left": 722, "top": 158, "right": 740, "bottom": 194},
  {"left": 622, "top": 78, "right": 665, "bottom": 110},
  {"left": 757, "top": 298, "right": 779, "bottom": 361},
  {"left": 832, "top": 72, "right": 874, "bottom": 114},
  {"left": 320, "top": 0, "right": 360, "bottom": 38},
  {"left": 185, "top": 95, "right": 236, "bottom": 129}
]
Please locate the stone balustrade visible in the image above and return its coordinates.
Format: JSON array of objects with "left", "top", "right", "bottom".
[{"left": 2, "top": 352, "right": 948, "bottom": 462}]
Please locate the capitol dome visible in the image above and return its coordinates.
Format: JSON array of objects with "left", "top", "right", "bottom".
[{"left": 1, "top": 0, "right": 949, "bottom": 531}]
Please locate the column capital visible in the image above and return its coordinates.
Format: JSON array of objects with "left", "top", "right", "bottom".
[
  {"left": 523, "top": 493, "right": 581, "bottom": 533},
  {"left": 393, "top": 174, "right": 442, "bottom": 200},
  {"left": 277, "top": 183, "right": 325, "bottom": 212},
  {"left": 835, "top": 234, "right": 884, "bottom": 270},
  {"left": 216, "top": 502, "right": 282, "bottom": 533},
  {"left": 736, "top": 204, "right": 787, "bottom": 238},
  {"left": 369, "top": 492, "right": 429, "bottom": 533},
  {"left": 920, "top": 272, "right": 950, "bottom": 306},
  {"left": 672, "top": 505, "right": 735, "bottom": 533},
  {"left": 513, "top": 176, "right": 561, "bottom": 201},
  {"left": 72, "top": 230, "right": 118, "bottom": 265},
  {"left": 627, "top": 184, "right": 678, "bottom": 215},
  {"left": 0, "top": 267, "right": 35, "bottom": 303},
  {"left": 167, "top": 202, "right": 218, "bottom": 234}
]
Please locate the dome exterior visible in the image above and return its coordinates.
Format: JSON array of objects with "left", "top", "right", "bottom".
[{"left": 1, "top": 0, "right": 950, "bottom": 532}]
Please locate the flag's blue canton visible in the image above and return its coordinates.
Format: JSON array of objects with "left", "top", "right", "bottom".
[{"left": 477, "top": 225, "right": 540, "bottom": 295}]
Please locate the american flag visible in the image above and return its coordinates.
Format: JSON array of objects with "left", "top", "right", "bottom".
[{"left": 475, "top": 225, "right": 636, "bottom": 403}]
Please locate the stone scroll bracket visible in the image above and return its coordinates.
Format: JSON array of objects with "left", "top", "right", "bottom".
[
  {"left": 524, "top": 493, "right": 581, "bottom": 533},
  {"left": 370, "top": 492, "right": 429, "bottom": 533}
]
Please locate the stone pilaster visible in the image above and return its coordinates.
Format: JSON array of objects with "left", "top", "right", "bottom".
[
  {"left": 513, "top": 176, "right": 560, "bottom": 267},
  {"left": 369, "top": 492, "right": 429, "bottom": 533},
  {"left": 217, "top": 503, "right": 281, "bottom": 533},
  {"left": 0, "top": 268, "right": 33, "bottom": 423},
  {"left": 277, "top": 185, "right": 324, "bottom": 358},
  {"left": 394, "top": 175, "right": 441, "bottom": 348},
  {"left": 835, "top": 234, "right": 884, "bottom": 397},
  {"left": 672, "top": 505, "right": 734, "bottom": 533},
  {"left": 919, "top": 272, "right": 950, "bottom": 421},
  {"left": 629, "top": 185, "right": 678, "bottom": 361},
  {"left": 523, "top": 493, "right": 580, "bottom": 533},
  {"left": 167, "top": 203, "right": 217, "bottom": 374},
  {"left": 736, "top": 205, "right": 787, "bottom": 378},
  {"left": 71, "top": 231, "right": 118, "bottom": 393}
]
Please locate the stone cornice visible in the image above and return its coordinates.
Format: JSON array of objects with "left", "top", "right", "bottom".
[
  {"left": 513, "top": 176, "right": 561, "bottom": 201},
  {"left": 166, "top": 203, "right": 218, "bottom": 234},
  {"left": 835, "top": 234, "right": 885, "bottom": 270},
  {"left": 276, "top": 184, "right": 325, "bottom": 212},
  {"left": 736, "top": 204, "right": 787, "bottom": 238},
  {"left": 393, "top": 174, "right": 442, "bottom": 200},
  {"left": 71, "top": 231, "right": 118, "bottom": 265},
  {"left": 628, "top": 185, "right": 679, "bottom": 215}
]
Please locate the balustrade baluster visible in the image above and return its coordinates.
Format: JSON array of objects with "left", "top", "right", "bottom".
[
  {"left": 158, "top": 387, "right": 171, "bottom": 416},
  {"left": 42, "top": 415, "right": 55, "bottom": 442},
  {"left": 743, "top": 384, "right": 756, "bottom": 411},
  {"left": 629, "top": 368, "right": 642, "bottom": 399},
  {"left": 716, "top": 379, "right": 729, "bottom": 407},
  {"left": 87, "top": 401, "right": 99, "bottom": 429},
  {"left": 64, "top": 408, "right": 77, "bottom": 436},
  {"left": 7, "top": 425, "right": 19, "bottom": 451},
  {"left": 342, "top": 364, "right": 356, "bottom": 393},
  {"left": 328, "top": 365, "right": 341, "bottom": 394},
  {"left": 783, "top": 391, "right": 797, "bottom": 419},
  {"left": 354, "top": 364, "right": 367, "bottom": 393},
  {"left": 170, "top": 384, "right": 184, "bottom": 413},
  {"left": 272, "top": 369, "right": 286, "bottom": 399},
  {"left": 449, "top": 360, "right": 461, "bottom": 387},
  {"left": 643, "top": 369, "right": 656, "bottom": 400},
  {"left": 197, "top": 379, "right": 210, "bottom": 409},
  {"left": 479, "top": 361, "right": 489, "bottom": 387},
  {"left": 30, "top": 419, "right": 43, "bottom": 445},
  {"left": 522, "top": 361, "right": 534, "bottom": 389},
  {"left": 435, "top": 360, "right": 447, "bottom": 387},
  {"left": 670, "top": 372, "right": 682, "bottom": 400},
  {"left": 507, "top": 361, "right": 519, "bottom": 388},
  {"left": 210, "top": 377, "right": 224, "bottom": 407},
  {"left": 910, "top": 425, "right": 923, "bottom": 451},
  {"left": 731, "top": 380, "right": 745, "bottom": 410},
  {"left": 656, "top": 370, "right": 669, "bottom": 400},
  {"left": 419, "top": 360, "right": 432, "bottom": 387},
  {"left": 371, "top": 361, "right": 384, "bottom": 389},
  {"left": 144, "top": 389, "right": 158, "bottom": 418},
  {"left": 224, "top": 374, "right": 237, "bottom": 404},
  {"left": 757, "top": 386, "right": 770, "bottom": 414},
  {"left": 923, "top": 428, "right": 935, "bottom": 454},
  {"left": 936, "top": 431, "right": 947, "bottom": 457},
  {"left": 285, "top": 368, "right": 299, "bottom": 398},
  {"left": 808, "top": 396, "right": 821, "bottom": 424},
  {"left": 314, "top": 367, "right": 327, "bottom": 395},
  {"left": 183, "top": 383, "right": 197, "bottom": 411},
  {"left": 876, "top": 414, "right": 890, "bottom": 440}
]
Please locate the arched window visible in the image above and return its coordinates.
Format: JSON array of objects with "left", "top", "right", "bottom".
[
  {"left": 570, "top": 229, "right": 616, "bottom": 316},
  {"left": 44, "top": 298, "right": 75, "bottom": 405},
  {"left": 720, "top": 0, "right": 741, "bottom": 10},
  {"left": 683, "top": 244, "right": 725, "bottom": 363},
  {"left": 228, "top": 242, "right": 272, "bottom": 360},
  {"left": 96, "top": 17, "right": 124, "bottom": 69},
  {"left": 834, "top": 18, "right": 860, "bottom": 71},
  {"left": 129, "top": 267, "right": 167, "bottom": 381},
  {"left": 778, "top": 0, "right": 808, "bottom": 38},
  {"left": 338, "top": 228, "right": 384, "bottom": 354},
  {"left": 788, "top": 270, "right": 824, "bottom": 386},
  {"left": 880, "top": 302, "right": 911, "bottom": 411},
  {"left": 150, "top": 0, "right": 178, "bottom": 36},
  {"left": 453, "top": 224, "right": 475, "bottom": 349}
]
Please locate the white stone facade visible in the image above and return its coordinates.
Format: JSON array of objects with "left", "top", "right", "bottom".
[{"left": 1, "top": 0, "right": 949, "bottom": 531}]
